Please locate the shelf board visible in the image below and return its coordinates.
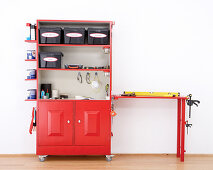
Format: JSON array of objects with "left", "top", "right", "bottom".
[
  {"left": 25, "top": 59, "right": 37, "bottom": 61},
  {"left": 25, "top": 99, "right": 37, "bottom": 101},
  {"left": 25, "top": 79, "right": 37, "bottom": 81},
  {"left": 38, "top": 68, "right": 110, "bottom": 72},
  {"left": 38, "top": 44, "right": 110, "bottom": 48},
  {"left": 38, "top": 99, "right": 109, "bottom": 101},
  {"left": 25, "top": 40, "right": 37, "bottom": 43}
]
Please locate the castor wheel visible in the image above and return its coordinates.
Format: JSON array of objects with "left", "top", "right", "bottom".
[
  {"left": 39, "top": 155, "right": 48, "bottom": 162},
  {"left": 105, "top": 155, "right": 114, "bottom": 161}
]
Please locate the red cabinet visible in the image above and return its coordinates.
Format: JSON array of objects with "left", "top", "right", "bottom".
[
  {"left": 37, "top": 100, "right": 111, "bottom": 155},
  {"left": 75, "top": 101, "right": 110, "bottom": 146},
  {"left": 38, "top": 101, "right": 74, "bottom": 146}
]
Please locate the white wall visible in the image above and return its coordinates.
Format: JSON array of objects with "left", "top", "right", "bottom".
[{"left": 0, "top": 0, "right": 212, "bottom": 154}]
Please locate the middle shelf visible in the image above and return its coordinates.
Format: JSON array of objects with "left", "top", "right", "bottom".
[{"left": 38, "top": 68, "right": 110, "bottom": 72}]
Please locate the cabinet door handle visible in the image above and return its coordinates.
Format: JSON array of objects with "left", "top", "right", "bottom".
[
  {"left": 67, "top": 120, "right": 70, "bottom": 124},
  {"left": 78, "top": 120, "right": 81, "bottom": 123}
]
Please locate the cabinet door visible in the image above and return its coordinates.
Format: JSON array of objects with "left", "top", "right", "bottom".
[
  {"left": 38, "top": 101, "right": 73, "bottom": 146},
  {"left": 75, "top": 101, "right": 110, "bottom": 145}
]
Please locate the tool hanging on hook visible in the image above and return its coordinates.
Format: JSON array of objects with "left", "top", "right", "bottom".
[
  {"left": 185, "top": 120, "right": 192, "bottom": 135},
  {"left": 86, "top": 72, "right": 91, "bottom": 84},
  {"left": 186, "top": 94, "right": 200, "bottom": 118},
  {"left": 77, "top": 72, "right": 82, "bottom": 83}
]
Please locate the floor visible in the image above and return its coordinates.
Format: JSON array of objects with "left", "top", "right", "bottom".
[{"left": 0, "top": 154, "right": 212, "bottom": 170}]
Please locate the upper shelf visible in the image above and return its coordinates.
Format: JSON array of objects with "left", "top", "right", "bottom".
[
  {"left": 38, "top": 44, "right": 110, "bottom": 48},
  {"left": 37, "top": 20, "right": 114, "bottom": 27}
]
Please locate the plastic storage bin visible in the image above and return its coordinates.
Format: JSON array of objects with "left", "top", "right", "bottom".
[
  {"left": 27, "top": 50, "right": 36, "bottom": 59},
  {"left": 88, "top": 28, "right": 109, "bottom": 45},
  {"left": 39, "top": 27, "right": 62, "bottom": 44},
  {"left": 64, "top": 27, "right": 85, "bottom": 44},
  {"left": 26, "top": 69, "right": 36, "bottom": 79},
  {"left": 39, "top": 52, "right": 63, "bottom": 68},
  {"left": 27, "top": 89, "right": 36, "bottom": 99}
]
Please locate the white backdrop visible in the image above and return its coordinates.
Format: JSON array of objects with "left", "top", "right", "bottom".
[{"left": 0, "top": 0, "right": 212, "bottom": 154}]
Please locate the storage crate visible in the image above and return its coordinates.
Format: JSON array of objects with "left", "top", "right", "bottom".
[
  {"left": 64, "top": 27, "right": 85, "bottom": 44},
  {"left": 88, "top": 28, "right": 109, "bottom": 45},
  {"left": 39, "top": 52, "right": 63, "bottom": 68},
  {"left": 39, "top": 27, "right": 62, "bottom": 44}
]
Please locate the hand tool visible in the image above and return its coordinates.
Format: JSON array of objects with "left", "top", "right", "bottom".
[
  {"left": 186, "top": 94, "right": 200, "bottom": 118},
  {"left": 91, "top": 72, "right": 100, "bottom": 89},
  {"left": 105, "top": 84, "right": 109, "bottom": 96},
  {"left": 33, "top": 108, "right": 36, "bottom": 131},
  {"left": 86, "top": 72, "right": 91, "bottom": 84},
  {"left": 29, "top": 107, "right": 35, "bottom": 134},
  {"left": 121, "top": 92, "right": 136, "bottom": 97},
  {"left": 185, "top": 120, "right": 192, "bottom": 135},
  {"left": 77, "top": 72, "right": 82, "bottom": 83}
]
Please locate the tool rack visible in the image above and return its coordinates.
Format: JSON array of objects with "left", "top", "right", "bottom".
[{"left": 25, "top": 19, "right": 189, "bottom": 162}]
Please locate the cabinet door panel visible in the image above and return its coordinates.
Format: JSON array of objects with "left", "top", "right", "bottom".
[
  {"left": 75, "top": 101, "right": 110, "bottom": 146},
  {"left": 38, "top": 101, "right": 73, "bottom": 146}
]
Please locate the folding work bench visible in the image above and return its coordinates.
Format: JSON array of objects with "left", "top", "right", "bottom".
[{"left": 112, "top": 95, "right": 188, "bottom": 162}]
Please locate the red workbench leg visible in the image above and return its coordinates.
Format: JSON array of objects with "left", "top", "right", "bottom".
[
  {"left": 177, "top": 99, "right": 181, "bottom": 157},
  {"left": 181, "top": 99, "right": 186, "bottom": 162}
]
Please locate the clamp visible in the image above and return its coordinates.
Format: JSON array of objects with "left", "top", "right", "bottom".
[{"left": 186, "top": 94, "right": 200, "bottom": 118}]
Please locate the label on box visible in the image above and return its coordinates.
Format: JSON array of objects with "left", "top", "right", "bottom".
[
  {"left": 90, "top": 33, "right": 107, "bottom": 38},
  {"left": 66, "top": 33, "right": 82, "bottom": 37},
  {"left": 41, "top": 32, "right": 59, "bottom": 38},
  {"left": 43, "top": 57, "right": 58, "bottom": 62}
]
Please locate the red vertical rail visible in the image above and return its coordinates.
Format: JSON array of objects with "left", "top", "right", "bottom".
[
  {"left": 181, "top": 99, "right": 186, "bottom": 162},
  {"left": 109, "top": 22, "right": 113, "bottom": 155},
  {"left": 109, "top": 22, "right": 113, "bottom": 99},
  {"left": 36, "top": 20, "right": 39, "bottom": 155},
  {"left": 177, "top": 99, "right": 181, "bottom": 157}
]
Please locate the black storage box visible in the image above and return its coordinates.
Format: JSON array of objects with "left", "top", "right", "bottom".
[
  {"left": 39, "top": 52, "right": 63, "bottom": 68},
  {"left": 39, "top": 27, "right": 62, "bottom": 44},
  {"left": 88, "top": 28, "right": 109, "bottom": 45},
  {"left": 64, "top": 27, "right": 85, "bottom": 44}
]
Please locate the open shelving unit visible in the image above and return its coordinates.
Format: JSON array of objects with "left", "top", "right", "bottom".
[{"left": 36, "top": 20, "right": 112, "bottom": 101}]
